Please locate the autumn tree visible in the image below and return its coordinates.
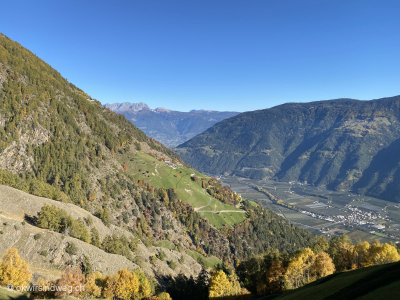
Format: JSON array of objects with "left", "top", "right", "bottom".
[
  {"left": 208, "top": 270, "right": 242, "bottom": 298},
  {"left": 87, "top": 190, "right": 96, "bottom": 201},
  {"left": 312, "top": 236, "right": 329, "bottom": 254},
  {"left": 0, "top": 248, "right": 32, "bottom": 287},
  {"left": 96, "top": 207, "right": 111, "bottom": 226},
  {"left": 55, "top": 266, "right": 84, "bottom": 298},
  {"left": 36, "top": 204, "right": 62, "bottom": 231},
  {"left": 133, "top": 269, "right": 152, "bottom": 299},
  {"left": 209, "top": 270, "right": 231, "bottom": 298},
  {"left": 368, "top": 241, "right": 400, "bottom": 265},
  {"left": 103, "top": 268, "right": 139, "bottom": 300},
  {"left": 257, "top": 259, "right": 285, "bottom": 295},
  {"left": 84, "top": 271, "right": 102, "bottom": 298},
  {"left": 328, "top": 235, "right": 353, "bottom": 271},
  {"left": 285, "top": 248, "right": 316, "bottom": 289},
  {"left": 158, "top": 292, "right": 173, "bottom": 300},
  {"left": 311, "top": 252, "right": 335, "bottom": 278},
  {"left": 32, "top": 277, "right": 54, "bottom": 299},
  {"left": 228, "top": 271, "right": 242, "bottom": 296},
  {"left": 351, "top": 241, "right": 371, "bottom": 268}
]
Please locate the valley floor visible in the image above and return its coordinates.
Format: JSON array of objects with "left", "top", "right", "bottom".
[{"left": 220, "top": 176, "right": 400, "bottom": 244}]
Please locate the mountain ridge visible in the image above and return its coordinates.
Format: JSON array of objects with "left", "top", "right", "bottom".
[
  {"left": 177, "top": 95, "right": 400, "bottom": 202},
  {"left": 105, "top": 102, "right": 239, "bottom": 147}
]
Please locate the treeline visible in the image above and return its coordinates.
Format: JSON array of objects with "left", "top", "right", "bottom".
[
  {"left": 35, "top": 205, "right": 137, "bottom": 261},
  {"left": 30, "top": 175, "right": 319, "bottom": 269},
  {"left": 223, "top": 200, "right": 318, "bottom": 260},
  {"left": 192, "top": 177, "right": 241, "bottom": 206},
  {"left": 156, "top": 187, "right": 319, "bottom": 263},
  {"left": 34, "top": 267, "right": 161, "bottom": 300},
  {"left": 0, "top": 248, "right": 170, "bottom": 300},
  {"left": 236, "top": 234, "right": 400, "bottom": 296},
  {"left": 158, "top": 187, "right": 232, "bottom": 261},
  {"left": 0, "top": 247, "right": 245, "bottom": 300},
  {"left": 165, "top": 264, "right": 250, "bottom": 300},
  {"left": 0, "top": 169, "right": 69, "bottom": 202}
]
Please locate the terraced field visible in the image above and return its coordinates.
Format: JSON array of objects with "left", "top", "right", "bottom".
[{"left": 118, "top": 151, "right": 247, "bottom": 228}]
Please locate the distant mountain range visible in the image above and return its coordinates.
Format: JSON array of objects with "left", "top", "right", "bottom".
[
  {"left": 105, "top": 102, "right": 239, "bottom": 147},
  {"left": 177, "top": 96, "right": 400, "bottom": 202}
]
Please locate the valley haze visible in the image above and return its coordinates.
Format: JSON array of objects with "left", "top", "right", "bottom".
[{"left": 105, "top": 102, "right": 239, "bottom": 147}]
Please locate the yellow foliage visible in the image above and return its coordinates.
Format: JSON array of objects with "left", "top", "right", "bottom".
[
  {"left": 158, "top": 291, "right": 173, "bottom": 300},
  {"left": 369, "top": 241, "right": 400, "bottom": 265},
  {"left": 257, "top": 259, "right": 285, "bottom": 295},
  {"left": 0, "top": 248, "right": 32, "bottom": 287},
  {"left": 209, "top": 270, "right": 242, "bottom": 298},
  {"left": 134, "top": 268, "right": 153, "bottom": 298},
  {"left": 229, "top": 272, "right": 242, "bottom": 296},
  {"left": 352, "top": 241, "right": 371, "bottom": 268},
  {"left": 209, "top": 270, "right": 231, "bottom": 297},
  {"left": 33, "top": 277, "right": 52, "bottom": 298},
  {"left": 84, "top": 272, "right": 102, "bottom": 298},
  {"left": 55, "top": 266, "right": 84, "bottom": 298},
  {"left": 103, "top": 268, "right": 139, "bottom": 300},
  {"left": 140, "top": 277, "right": 152, "bottom": 298},
  {"left": 312, "top": 252, "right": 335, "bottom": 278},
  {"left": 285, "top": 248, "right": 316, "bottom": 289}
]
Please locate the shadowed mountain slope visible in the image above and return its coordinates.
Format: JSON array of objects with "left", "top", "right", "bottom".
[{"left": 177, "top": 96, "right": 400, "bottom": 202}]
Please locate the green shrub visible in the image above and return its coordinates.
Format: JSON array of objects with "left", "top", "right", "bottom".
[
  {"left": 65, "top": 242, "right": 78, "bottom": 255},
  {"left": 158, "top": 250, "right": 167, "bottom": 261},
  {"left": 168, "top": 260, "right": 177, "bottom": 270},
  {"left": 150, "top": 255, "right": 157, "bottom": 265}
]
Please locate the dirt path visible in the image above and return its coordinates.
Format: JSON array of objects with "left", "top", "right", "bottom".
[
  {"left": 194, "top": 197, "right": 212, "bottom": 212},
  {"left": 198, "top": 210, "right": 246, "bottom": 214}
]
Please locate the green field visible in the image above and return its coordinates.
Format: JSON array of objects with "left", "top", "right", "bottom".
[
  {"left": 0, "top": 288, "right": 30, "bottom": 300},
  {"left": 201, "top": 212, "right": 247, "bottom": 228},
  {"left": 118, "top": 152, "right": 246, "bottom": 228},
  {"left": 372, "top": 232, "right": 388, "bottom": 238},
  {"left": 186, "top": 250, "right": 222, "bottom": 268},
  {"left": 276, "top": 262, "right": 400, "bottom": 300},
  {"left": 155, "top": 240, "right": 176, "bottom": 250}
]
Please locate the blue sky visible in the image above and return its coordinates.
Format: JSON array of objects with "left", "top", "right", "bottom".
[{"left": 1, "top": 1, "right": 399, "bottom": 112}]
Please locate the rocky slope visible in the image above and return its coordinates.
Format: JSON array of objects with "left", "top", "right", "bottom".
[
  {"left": 105, "top": 102, "right": 239, "bottom": 147},
  {"left": 0, "top": 185, "right": 201, "bottom": 281},
  {"left": 177, "top": 96, "right": 400, "bottom": 202}
]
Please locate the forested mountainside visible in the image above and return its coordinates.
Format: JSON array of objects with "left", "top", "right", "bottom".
[
  {"left": 177, "top": 96, "right": 400, "bottom": 202},
  {"left": 105, "top": 102, "right": 239, "bottom": 147},
  {"left": 0, "top": 33, "right": 318, "bottom": 285}
]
